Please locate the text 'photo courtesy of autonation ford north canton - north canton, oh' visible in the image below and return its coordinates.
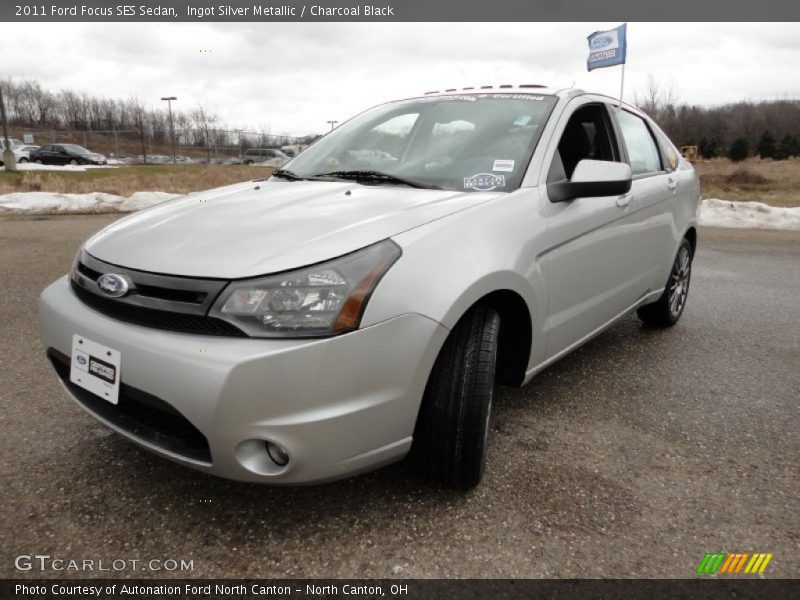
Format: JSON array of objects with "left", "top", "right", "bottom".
[{"left": 1, "top": 1, "right": 799, "bottom": 598}]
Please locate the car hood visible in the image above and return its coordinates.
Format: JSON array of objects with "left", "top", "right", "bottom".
[{"left": 85, "top": 180, "right": 501, "bottom": 278}]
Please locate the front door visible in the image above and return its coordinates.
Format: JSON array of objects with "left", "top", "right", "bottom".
[{"left": 542, "top": 101, "right": 643, "bottom": 359}]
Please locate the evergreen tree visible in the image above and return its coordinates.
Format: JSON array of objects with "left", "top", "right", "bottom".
[
  {"left": 698, "top": 137, "right": 709, "bottom": 158},
  {"left": 727, "top": 137, "right": 749, "bottom": 162},
  {"left": 774, "top": 134, "right": 799, "bottom": 160},
  {"left": 757, "top": 131, "right": 776, "bottom": 158}
]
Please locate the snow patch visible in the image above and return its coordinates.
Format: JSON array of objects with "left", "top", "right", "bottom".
[
  {"left": 699, "top": 199, "right": 800, "bottom": 231},
  {"left": 0, "top": 191, "right": 180, "bottom": 214},
  {"left": 0, "top": 163, "right": 117, "bottom": 172},
  {"left": 1, "top": 191, "right": 798, "bottom": 231}
]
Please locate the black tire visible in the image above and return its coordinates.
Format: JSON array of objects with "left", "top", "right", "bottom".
[
  {"left": 35, "top": 159, "right": 43, "bottom": 164},
  {"left": 19, "top": 158, "right": 28, "bottom": 163},
  {"left": 69, "top": 159, "right": 78, "bottom": 166},
  {"left": 637, "top": 238, "right": 693, "bottom": 327},
  {"left": 412, "top": 305, "right": 500, "bottom": 490}
]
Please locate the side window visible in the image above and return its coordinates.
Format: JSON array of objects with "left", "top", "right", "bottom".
[
  {"left": 616, "top": 110, "right": 663, "bottom": 175},
  {"left": 653, "top": 127, "right": 680, "bottom": 172},
  {"left": 548, "top": 104, "right": 620, "bottom": 182}
]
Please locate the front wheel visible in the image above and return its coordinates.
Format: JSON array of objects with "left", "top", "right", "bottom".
[
  {"left": 412, "top": 305, "right": 500, "bottom": 490},
  {"left": 18, "top": 158, "right": 28, "bottom": 163},
  {"left": 35, "top": 159, "right": 43, "bottom": 164},
  {"left": 69, "top": 159, "right": 78, "bottom": 166},
  {"left": 637, "top": 238, "right": 693, "bottom": 327}
]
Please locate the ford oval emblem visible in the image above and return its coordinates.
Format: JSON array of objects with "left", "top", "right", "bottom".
[
  {"left": 591, "top": 35, "right": 613, "bottom": 49},
  {"left": 97, "top": 273, "right": 131, "bottom": 298}
]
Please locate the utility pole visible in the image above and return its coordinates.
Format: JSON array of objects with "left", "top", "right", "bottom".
[
  {"left": 327, "top": 120, "right": 338, "bottom": 131},
  {"left": 161, "top": 96, "right": 178, "bottom": 164},
  {"left": 0, "top": 83, "right": 16, "bottom": 172}
]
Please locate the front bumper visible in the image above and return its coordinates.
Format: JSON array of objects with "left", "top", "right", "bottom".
[{"left": 40, "top": 276, "right": 448, "bottom": 483}]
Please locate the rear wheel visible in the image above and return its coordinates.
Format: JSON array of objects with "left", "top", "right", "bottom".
[
  {"left": 35, "top": 159, "right": 43, "bottom": 164},
  {"left": 637, "top": 238, "right": 693, "bottom": 327},
  {"left": 69, "top": 159, "right": 78, "bottom": 166},
  {"left": 412, "top": 305, "right": 500, "bottom": 490}
]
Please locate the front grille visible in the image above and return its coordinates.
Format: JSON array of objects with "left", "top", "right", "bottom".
[
  {"left": 72, "top": 280, "right": 246, "bottom": 337},
  {"left": 48, "top": 348, "right": 212, "bottom": 463},
  {"left": 71, "top": 249, "right": 246, "bottom": 337}
]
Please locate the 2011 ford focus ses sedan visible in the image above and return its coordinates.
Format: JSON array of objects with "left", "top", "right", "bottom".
[{"left": 40, "top": 86, "right": 700, "bottom": 489}]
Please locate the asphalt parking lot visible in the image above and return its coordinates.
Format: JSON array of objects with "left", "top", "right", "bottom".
[{"left": 0, "top": 215, "right": 797, "bottom": 579}]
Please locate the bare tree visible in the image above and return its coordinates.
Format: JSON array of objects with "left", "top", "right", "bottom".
[
  {"left": 190, "top": 102, "right": 218, "bottom": 162},
  {"left": 128, "top": 96, "right": 149, "bottom": 163},
  {"left": 634, "top": 74, "right": 680, "bottom": 122}
]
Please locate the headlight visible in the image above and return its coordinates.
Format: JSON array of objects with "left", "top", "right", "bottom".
[{"left": 209, "top": 239, "right": 401, "bottom": 338}]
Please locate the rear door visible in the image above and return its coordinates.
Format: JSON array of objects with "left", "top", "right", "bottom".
[
  {"left": 611, "top": 109, "right": 675, "bottom": 294},
  {"left": 542, "top": 98, "right": 643, "bottom": 359}
]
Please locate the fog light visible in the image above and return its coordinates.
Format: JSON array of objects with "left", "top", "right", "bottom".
[{"left": 265, "top": 441, "right": 289, "bottom": 466}]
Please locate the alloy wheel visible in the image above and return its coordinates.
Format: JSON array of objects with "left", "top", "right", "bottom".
[{"left": 668, "top": 246, "right": 691, "bottom": 317}]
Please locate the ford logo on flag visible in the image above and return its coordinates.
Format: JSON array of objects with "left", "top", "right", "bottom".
[
  {"left": 591, "top": 35, "right": 613, "bottom": 49},
  {"left": 97, "top": 273, "right": 131, "bottom": 298}
]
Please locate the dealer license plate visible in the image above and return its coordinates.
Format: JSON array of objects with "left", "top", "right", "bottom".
[{"left": 69, "top": 334, "right": 121, "bottom": 404}]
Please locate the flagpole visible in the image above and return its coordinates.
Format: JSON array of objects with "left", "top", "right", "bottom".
[{"left": 618, "top": 62, "right": 626, "bottom": 109}]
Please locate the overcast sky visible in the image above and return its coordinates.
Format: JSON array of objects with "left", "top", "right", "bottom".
[{"left": 4, "top": 22, "right": 799, "bottom": 136}]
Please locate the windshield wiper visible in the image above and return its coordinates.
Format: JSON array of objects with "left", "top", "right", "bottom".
[
  {"left": 271, "top": 168, "right": 326, "bottom": 182},
  {"left": 313, "top": 170, "right": 440, "bottom": 190}
]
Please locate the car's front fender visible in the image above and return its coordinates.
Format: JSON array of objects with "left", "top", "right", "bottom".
[{"left": 362, "top": 187, "right": 549, "bottom": 370}]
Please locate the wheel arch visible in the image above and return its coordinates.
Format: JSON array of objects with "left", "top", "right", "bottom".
[
  {"left": 684, "top": 225, "right": 697, "bottom": 255},
  {"left": 476, "top": 290, "right": 532, "bottom": 387},
  {"left": 437, "top": 281, "right": 535, "bottom": 388}
]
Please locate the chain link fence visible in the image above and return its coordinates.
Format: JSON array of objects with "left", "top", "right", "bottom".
[{"left": 11, "top": 126, "right": 319, "bottom": 164}]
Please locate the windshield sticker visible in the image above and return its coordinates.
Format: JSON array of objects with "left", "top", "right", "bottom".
[
  {"left": 400, "top": 95, "right": 478, "bottom": 105},
  {"left": 493, "top": 159, "right": 515, "bottom": 172},
  {"left": 464, "top": 173, "right": 506, "bottom": 191},
  {"left": 513, "top": 115, "right": 533, "bottom": 126},
  {"left": 491, "top": 94, "right": 546, "bottom": 101}
]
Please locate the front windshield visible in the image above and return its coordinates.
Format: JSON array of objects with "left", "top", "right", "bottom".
[
  {"left": 286, "top": 94, "right": 557, "bottom": 192},
  {"left": 62, "top": 144, "right": 90, "bottom": 154}
]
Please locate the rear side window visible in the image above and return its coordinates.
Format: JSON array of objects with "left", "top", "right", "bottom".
[
  {"left": 653, "top": 128, "right": 680, "bottom": 171},
  {"left": 616, "top": 110, "right": 662, "bottom": 175}
]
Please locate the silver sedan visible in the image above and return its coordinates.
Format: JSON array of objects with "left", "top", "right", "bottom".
[{"left": 40, "top": 86, "right": 700, "bottom": 489}]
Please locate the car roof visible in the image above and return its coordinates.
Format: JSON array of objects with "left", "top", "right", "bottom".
[{"left": 398, "top": 84, "right": 644, "bottom": 114}]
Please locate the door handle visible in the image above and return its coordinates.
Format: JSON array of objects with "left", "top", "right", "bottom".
[
  {"left": 667, "top": 177, "right": 678, "bottom": 191},
  {"left": 616, "top": 193, "right": 634, "bottom": 208}
]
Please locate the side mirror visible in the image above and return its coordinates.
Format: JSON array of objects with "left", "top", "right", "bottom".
[{"left": 548, "top": 159, "right": 632, "bottom": 203}]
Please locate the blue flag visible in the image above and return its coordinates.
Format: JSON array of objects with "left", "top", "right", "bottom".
[{"left": 587, "top": 24, "right": 627, "bottom": 71}]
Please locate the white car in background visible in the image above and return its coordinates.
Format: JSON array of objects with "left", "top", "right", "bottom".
[
  {"left": 40, "top": 85, "right": 700, "bottom": 489},
  {"left": 1, "top": 139, "right": 25, "bottom": 164},
  {"left": 13, "top": 145, "right": 40, "bottom": 163},
  {"left": 1, "top": 138, "right": 25, "bottom": 150}
]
